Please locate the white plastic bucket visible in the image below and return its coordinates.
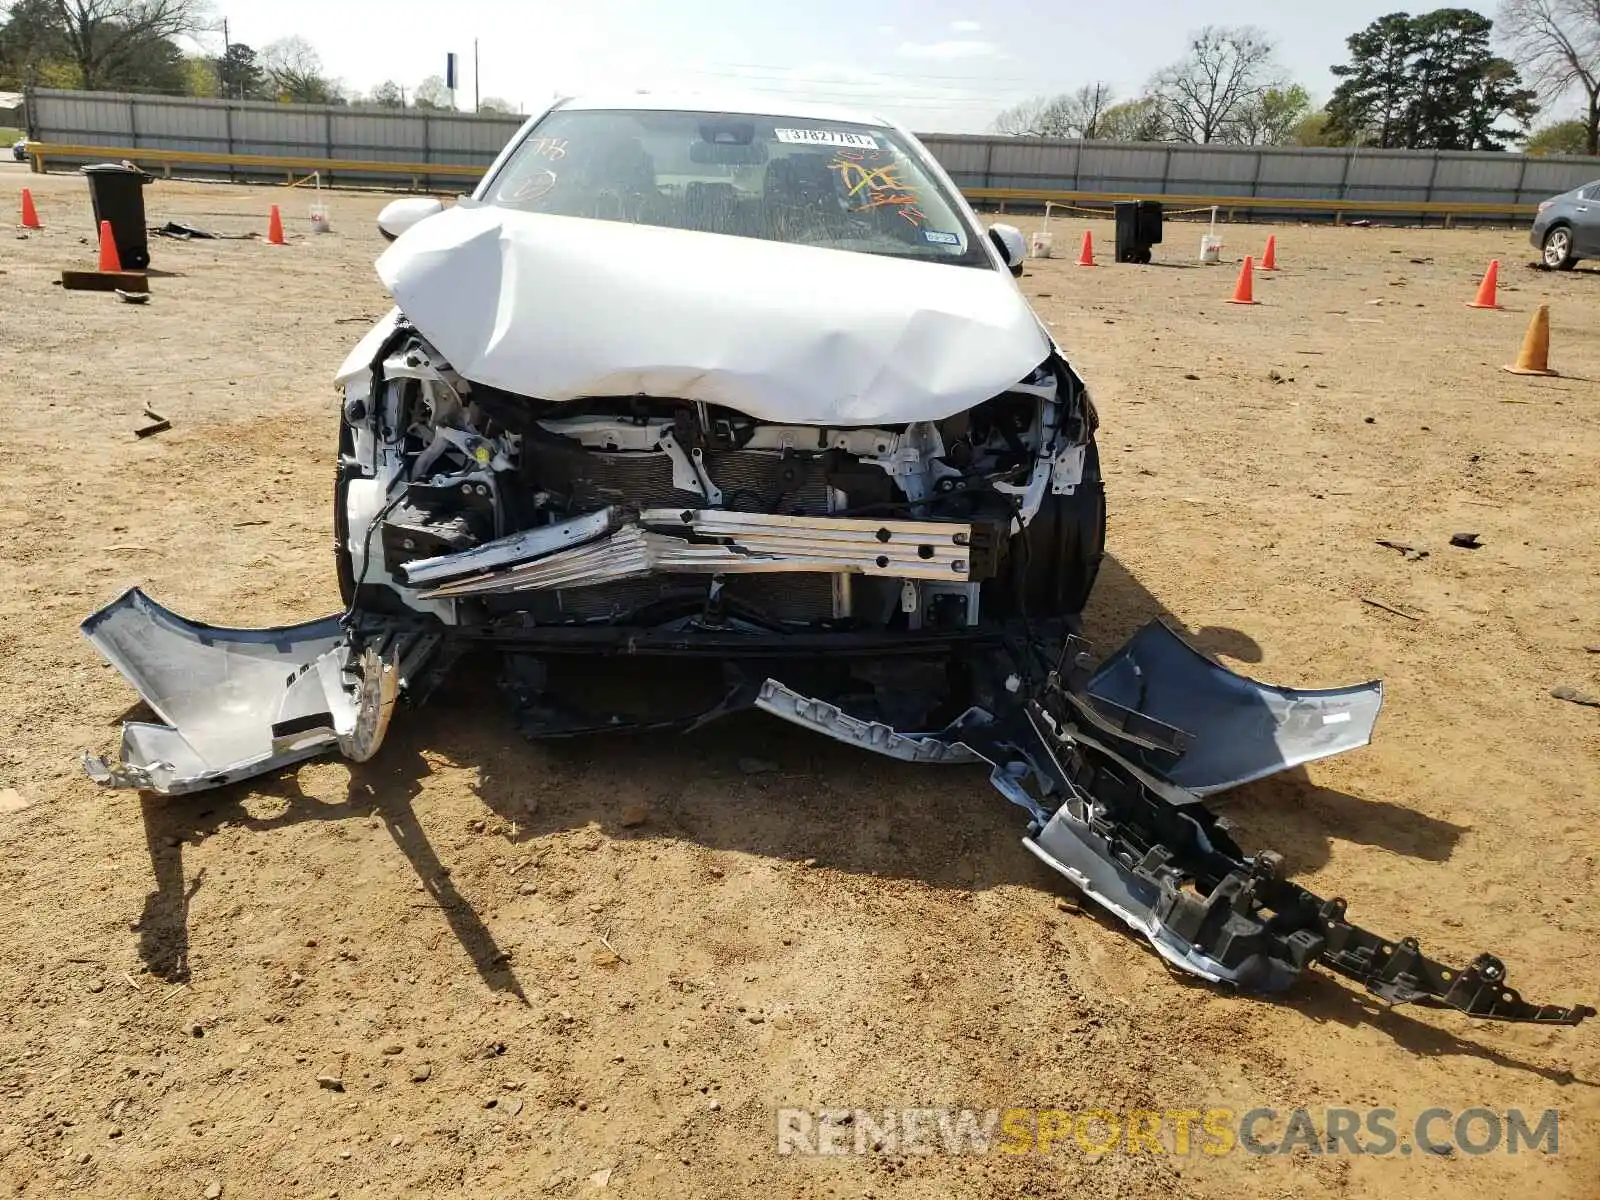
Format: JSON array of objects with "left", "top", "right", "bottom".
[
  {"left": 1030, "top": 230, "right": 1054, "bottom": 259},
  {"left": 1199, "top": 234, "right": 1223, "bottom": 264}
]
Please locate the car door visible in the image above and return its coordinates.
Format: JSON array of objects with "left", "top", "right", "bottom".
[{"left": 1574, "top": 183, "right": 1600, "bottom": 256}]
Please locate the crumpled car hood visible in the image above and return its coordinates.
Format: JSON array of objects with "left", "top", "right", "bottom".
[{"left": 375, "top": 205, "right": 1050, "bottom": 425}]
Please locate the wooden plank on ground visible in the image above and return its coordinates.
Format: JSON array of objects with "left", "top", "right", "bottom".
[{"left": 61, "top": 270, "right": 150, "bottom": 293}]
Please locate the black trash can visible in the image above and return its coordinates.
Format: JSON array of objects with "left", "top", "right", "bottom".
[
  {"left": 83, "top": 163, "right": 153, "bottom": 269},
  {"left": 1113, "top": 200, "right": 1164, "bottom": 264}
]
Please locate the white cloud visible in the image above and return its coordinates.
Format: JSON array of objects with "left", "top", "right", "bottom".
[
  {"left": 950, "top": 20, "right": 982, "bottom": 32},
  {"left": 877, "top": 24, "right": 896, "bottom": 35},
  {"left": 895, "top": 39, "right": 998, "bottom": 60}
]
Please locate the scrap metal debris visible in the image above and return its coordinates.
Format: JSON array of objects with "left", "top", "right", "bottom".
[
  {"left": 133, "top": 406, "right": 170, "bottom": 438},
  {"left": 151, "top": 220, "right": 217, "bottom": 240},
  {"left": 1376, "top": 539, "right": 1429, "bottom": 562},
  {"left": 150, "top": 220, "right": 254, "bottom": 241}
]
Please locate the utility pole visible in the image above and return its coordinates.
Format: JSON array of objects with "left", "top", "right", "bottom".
[
  {"left": 220, "top": 16, "right": 230, "bottom": 98},
  {"left": 474, "top": 39, "right": 480, "bottom": 113}
]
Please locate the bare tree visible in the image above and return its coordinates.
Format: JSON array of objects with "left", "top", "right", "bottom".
[
  {"left": 1096, "top": 97, "right": 1166, "bottom": 141},
  {"left": 1149, "top": 26, "right": 1283, "bottom": 143},
  {"left": 991, "top": 83, "right": 1116, "bottom": 138},
  {"left": 1060, "top": 82, "right": 1115, "bottom": 138},
  {"left": 260, "top": 35, "right": 336, "bottom": 103},
  {"left": 368, "top": 79, "right": 404, "bottom": 108},
  {"left": 1498, "top": 0, "right": 1600, "bottom": 153},
  {"left": 413, "top": 73, "right": 453, "bottom": 110},
  {"left": 991, "top": 95, "right": 1056, "bottom": 136},
  {"left": 49, "top": 0, "right": 210, "bottom": 89}
]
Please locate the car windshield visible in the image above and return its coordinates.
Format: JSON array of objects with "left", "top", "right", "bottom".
[{"left": 484, "top": 108, "right": 985, "bottom": 266}]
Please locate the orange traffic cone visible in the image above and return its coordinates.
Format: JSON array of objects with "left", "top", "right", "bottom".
[
  {"left": 20, "top": 188, "right": 41, "bottom": 229},
  {"left": 1468, "top": 260, "right": 1501, "bottom": 309},
  {"left": 267, "top": 203, "right": 285, "bottom": 245},
  {"left": 1077, "top": 230, "right": 1096, "bottom": 267},
  {"left": 1261, "top": 234, "right": 1278, "bottom": 271},
  {"left": 1503, "top": 304, "right": 1557, "bottom": 376},
  {"left": 96, "top": 219, "right": 122, "bottom": 272},
  {"left": 1228, "top": 255, "right": 1259, "bottom": 305}
]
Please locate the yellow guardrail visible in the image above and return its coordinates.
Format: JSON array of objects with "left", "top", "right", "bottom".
[
  {"left": 21, "top": 143, "right": 1540, "bottom": 221},
  {"left": 965, "top": 186, "right": 1538, "bottom": 222},
  {"left": 22, "top": 142, "right": 484, "bottom": 185}
]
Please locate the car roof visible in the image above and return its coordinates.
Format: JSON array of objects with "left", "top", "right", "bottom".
[{"left": 554, "top": 91, "right": 895, "bottom": 130}]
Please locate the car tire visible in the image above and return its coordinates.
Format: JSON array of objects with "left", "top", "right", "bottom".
[
  {"left": 996, "top": 438, "right": 1106, "bottom": 623},
  {"left": 334, "top": 416, "right": 358, "bottom": 607},
  {"left": 1542, "top": 225, "right": 1576, "bottom": 271}
]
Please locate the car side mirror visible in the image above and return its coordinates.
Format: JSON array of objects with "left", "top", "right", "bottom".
[
  {"left": 988, "top": 223, "right": 1027, "bottom": 277},
  {"left": 378, "top": 197, "right": 445, "bottom": 241}
]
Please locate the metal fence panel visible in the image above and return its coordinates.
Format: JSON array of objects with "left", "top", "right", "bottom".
[
  {"left": 1078, "top": 145, "right": 1170, "bottom": 191},
  {"left": 426, "top": 115, "right": 524, "bottom": 158},
  {"left": 918, "top": 135, "right": 988, "bottom": 177},
  {"left": 1168, "top": 147, "right": 1258, "bottom": 188},
  {"left": 331, "top": 112, "right": 426, "bottom": 154},
  {"left": 24, "top": 90, "right": 1600, "bottom": 210},
  {"left": 1522, "top": 159, "right": 1599, "bottom": 197},
  {"left": 1257, "top": 149, "right": 1346, "bottom": 188},
  {"left": 1345, "top": 150, "right": 1435, "bottom": 190}
]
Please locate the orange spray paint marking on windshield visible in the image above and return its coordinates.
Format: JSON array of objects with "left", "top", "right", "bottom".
[{"left": 828, "top": 150, "right": 926, "bottom": 227}]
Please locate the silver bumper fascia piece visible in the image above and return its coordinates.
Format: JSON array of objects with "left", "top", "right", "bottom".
[
  {"left": 81, "top": 589, "right": 398, "bottom": 795},
  {"left": 408, "top": 508, "right": 978, "bottom": 599}
]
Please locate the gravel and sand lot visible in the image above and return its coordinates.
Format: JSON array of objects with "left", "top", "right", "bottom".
[{"left": 1, "top": 172, "right": 1597, "bottom": 1198}]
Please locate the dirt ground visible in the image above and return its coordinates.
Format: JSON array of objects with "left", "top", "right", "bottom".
[{"left": 1, "top": 171, "right": 1597, "bottom": 1199}]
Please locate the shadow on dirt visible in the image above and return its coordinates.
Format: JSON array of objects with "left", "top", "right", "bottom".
[
  {"left": 134, "top": 759, "right": 528, "bottom": 1001},
  {"left": 131, "top": 553, "right": 1485, "bottom": 1039},
  {"left": 1281, "top": 973, "right": 1598, "bottom": 1088}
]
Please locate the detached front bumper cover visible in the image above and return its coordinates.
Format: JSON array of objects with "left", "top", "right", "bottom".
[
  {"left": 81, "top": 589, "right": 416, "bottom": 795},
  {"left": 79, "top": 590, "right": 1594, "bottom": 1027}
]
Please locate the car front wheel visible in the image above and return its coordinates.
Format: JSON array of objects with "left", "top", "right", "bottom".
[
  {"left": 986, "top": 439, "right": 1105, "bottom": 626},
  {"left": 1542, "top": 225, "right": 1576, "bottom": 270}
]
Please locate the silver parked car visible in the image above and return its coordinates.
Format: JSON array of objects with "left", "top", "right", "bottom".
[{"left": 1532, "top": 179, "right": 1600, "bottom": 269}]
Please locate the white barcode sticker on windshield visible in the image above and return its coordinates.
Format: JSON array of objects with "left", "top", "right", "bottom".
[{"left": 774, "top": 127, "right": 880, "bottom": 150}]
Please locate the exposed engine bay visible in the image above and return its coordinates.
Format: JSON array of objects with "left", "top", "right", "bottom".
[{"left": 336, "top": 320, "right": 1099, "bottom": 643}]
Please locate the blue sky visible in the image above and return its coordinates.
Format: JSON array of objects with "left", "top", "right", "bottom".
[{"left": 211, "top": 0, "right": 1504, "bottom": 132}]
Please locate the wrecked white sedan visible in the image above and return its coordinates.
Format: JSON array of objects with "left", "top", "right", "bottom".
[{"left": 83, "top": 96, "right": 1592, "bottom": 1027}]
